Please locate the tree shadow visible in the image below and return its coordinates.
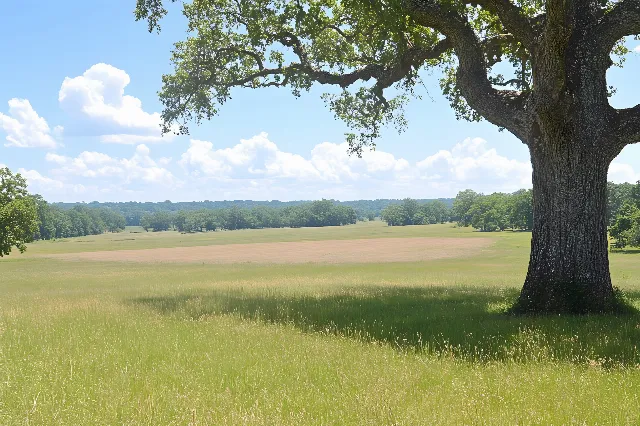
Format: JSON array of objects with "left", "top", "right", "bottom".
[{"left": 133, "top": 286, "right": 640, "bottom": 366}]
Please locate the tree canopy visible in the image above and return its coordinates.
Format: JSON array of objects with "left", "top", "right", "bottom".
[
  {"left": 0, "top": 168, "right": 38, "bottom": 257},
  {"left": 135, "top": 0, "right": 638, "bottom": 153}
]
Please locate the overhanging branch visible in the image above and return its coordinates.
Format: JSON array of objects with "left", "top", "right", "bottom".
[
  {"left": 405, "top": 0, "right": 531, "bottom": 141},
  {"left": 469, "top": 0, "right": 539, "bottom": 48},
  {"left": 595, "top": 0, "right": 640, "bottom": 50},
  {"left": 210, "top": 36, "right": 453, "bottom": 93},
  {"left": 613, "top": 104, "right": 640, "bottom": 148}
]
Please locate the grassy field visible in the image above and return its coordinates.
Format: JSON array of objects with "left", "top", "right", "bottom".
[{"left": 2, "top": 221, "right": 640, "bottom": 424}]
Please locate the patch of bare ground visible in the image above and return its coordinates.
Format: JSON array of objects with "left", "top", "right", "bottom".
[{"left": 45, "top": 237, "right": 493, "bottom": 265}]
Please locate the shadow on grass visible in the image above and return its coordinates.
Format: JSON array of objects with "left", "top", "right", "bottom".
[{"left": 133, "top": 286, "right": 640, "bottom": 366}]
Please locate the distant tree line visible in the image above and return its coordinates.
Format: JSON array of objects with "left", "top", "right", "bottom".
[
  {"left": 140, "top": 200, "right": 357, "bottom": 232},
  {"left": 451, "top": 189, "right": 534, "bottom": 232},
  {"left": 33, "top": 197, "right": 127, "bottom": 240},
  {"left": 55, "top": 198, "right": 454, "bottom": 226},
  {"left": 379, "top": 190, "right": 533, "bottom": 231},
  {"left": 447, "top": 183, "right": 640, "bottom": 240}
]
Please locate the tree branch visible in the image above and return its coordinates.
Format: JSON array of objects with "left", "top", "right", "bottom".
[
  {"left": 595, "top": 0, "right": 640, "bottom": 51},
  {"left": 612, "top": 104, "right": 640, "bottom": 148},
  {"left": 238, "top": 34, "right": 452, "bottom": 91},
  {"left": 405, "top": 0, "right": 532, "bottom": 142},
  {"left": 469, "top": 0, "right": 539, "bottom": 48}
]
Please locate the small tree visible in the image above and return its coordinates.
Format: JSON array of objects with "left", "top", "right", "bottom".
[
  {"left": 381, "top": 204, "right": 407, "bottom": 226},
  {"left": 610, "top": 202, "right": 640, "bottom": 248},
  {"left": 0, "top": 168, "right": 39, "bottom": 257},
  {"left": 452, "top": 190, "right": 481, "bottom": 227},
  {"left": 507, "top": 189, "right": 533, "bottom": 231}
]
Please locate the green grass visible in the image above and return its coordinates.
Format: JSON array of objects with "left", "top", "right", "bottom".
[
  {"left": 5, "top": 221, "right": 490, "bottom": 256},
  {"left": 2, "top": 222, "right": 640, "bottom": 424}
]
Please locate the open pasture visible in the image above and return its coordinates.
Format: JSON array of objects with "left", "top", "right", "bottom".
[
  {"left": 2, "top": 221, "right": 640, "bottom": 424},
  {"left": 44, "top": 237, "right": 493, "bottom": 265}
]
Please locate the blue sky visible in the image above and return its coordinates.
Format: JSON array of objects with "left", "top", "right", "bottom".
[{"left": 1, "top": 0, "right": 639, "bottom": 202}]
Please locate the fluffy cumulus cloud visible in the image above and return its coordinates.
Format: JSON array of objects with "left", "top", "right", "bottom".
[
  {"left": 180, "top": 132, "right": 410, "bottom": 183},
  {"left": 416, "top": 137, "right": 532, "bottom": 193},
  {"left": 174, "top": 133, "right": 538, "bottom": 200},
  {"left": 46, "top": 144, "right": 175, "bottom": 186},
  {"left": 59, "top": 63, "right": 174, "bottom": 144},
  {"left": 0, "top": 99, "right": 62, "bottom": 149},
  {"left": 635, "top": 45, "right": 640, "bottom": 53},
  {"left": 8, "top": 130, "right": 640, "bottom": 202}
]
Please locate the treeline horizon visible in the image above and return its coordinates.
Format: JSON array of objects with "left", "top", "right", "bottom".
[
  {"left": 32, "top": 199, "right": 362, "bottom": 240},
  {"left": 140, "top": 201, "right": 358, "bottom": 233},
  {"left": 26, "top": 181, "right": 640, "bottom": 242},
  {"left": 53, "top": 198, "right": 454, "bottom": 226},
  {"left": 379, "top": 182, "right": 640, "bottom": 236}
]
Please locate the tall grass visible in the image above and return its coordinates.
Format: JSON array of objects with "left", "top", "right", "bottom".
[{"left": 1, "top": 224, "right": 640, "bottom": 424}]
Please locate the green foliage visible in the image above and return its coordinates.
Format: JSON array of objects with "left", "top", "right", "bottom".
[
  {"left": 451, "top": 189, "right": 481, "bottom": 227},
  {"left": 141, "top": 211, "right": 173, "bottom": 232},
  {"left": 610, "top": 202, "right": 640, "bottom": 249},
  {"left": 32, "top": 201, "right": 126, "bottom": 240},
  {"left": 607, "top": 182, "right": 636, "bottom": 226},
  {"left": 141, "top": 200, "right": 357, "bottom": 232},
  {"left": 0, "top": 167, "right": 38, "bottom": 256},
  {"left": 135, "top": 0, "right": 446, "bottom": 154},
  {"left": 507, "top": 189, "right": 533, "bottom": 231},
  {"left": 381, "top": 198, "right": 451, "bottom": 226},
  {"left": 54, "top": 198, "right": 452, "bottom": 227},
  {"left": 453, "top": 189, "right": 532, "bottom": 232},
  {"left": 607, "top": 181, "right": 640, "bottom": 249},
  {"left": 468, "top": 193, "right": 509, "bottom": 232}
]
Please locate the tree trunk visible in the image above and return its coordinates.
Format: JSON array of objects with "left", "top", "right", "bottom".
[{"left": 515, "top": 139, "right": 620, "bottom": 314}]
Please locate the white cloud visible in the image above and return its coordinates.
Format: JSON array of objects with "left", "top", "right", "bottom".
[
  {"left": 0, "top": 99, "right": 62, "bottom": 149},
  {"left": 180, "top": 133, "right": 319, "bottom": 179},
  {"left": 47, "top": 144, "right": 175, "bottom": 185},
  {"left": 416, "top": 137, "right": 532, "bottom": 192},
  {"left": 609, "top": 162, "right": 640, "bottom": 183},
  {"left": 59, "top": 63, "right": 175, "bottom": 144},
  {"left": 10, "top": 130, "right": 640, "bottom": 202},
  {"left": 176, "top": 133, "right": 538, "bottom": 200},
  {"left": 18, "top": 168, "right": 65, "bottom": 191},
  {"left": 180, "top": 132, "right": 411, "bottom": 183},
  {"left": 634, "top": 45, "right": 640, "bottom": 53}
]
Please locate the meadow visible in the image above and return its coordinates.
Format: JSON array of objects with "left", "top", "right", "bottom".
[{"left": 2, "top": 221, "right": 640, "bottom": 424}]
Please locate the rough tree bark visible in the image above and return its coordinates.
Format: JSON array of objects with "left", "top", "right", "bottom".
[{"left": 518, "top": 141, "right": 616, "bottom": 313}]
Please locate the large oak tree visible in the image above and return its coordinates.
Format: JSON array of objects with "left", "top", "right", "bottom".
[{"left": 135, "top": 0, "right": 640, "bottom": 313}]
